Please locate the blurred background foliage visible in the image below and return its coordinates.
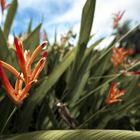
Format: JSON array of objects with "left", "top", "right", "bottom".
[{"left": 0, "top": 0, "right": 140, "bottom": 139}]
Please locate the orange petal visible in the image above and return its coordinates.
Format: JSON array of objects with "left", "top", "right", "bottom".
[
  {"left": 24, "top": 50, "right": 31, "bottom": 75},
  {"left": 15, "top": 73, "right": 23, "bottom": 95},
  {"left": 30, "top": 57, "right": 46, "bottom": 81},
  {"left": 15, "top": 76, "right": 20, "bottom": 94},
  {"left": 106, "top": 98, "right": 121, "bottom": 105},
  {"left": 27, "top": 41, "right": 47, "bottom": 69},
  {"left": 31, "top": 51, "right": 47, "bottom": 80},
  {"left": 0, "top": 67, "right": 18, "bottom": 103},
  {"left": 24, "top": 50, "right": 31, "bottom": 62},
  {"left": 34, "top": 60, "right": 46, "bottom": 80},
  {"left": 114, "top": 90, "right": 126, "bottom": 99},
  {"left": 109, "top": 82, "right": 116, "bottom": 97},
  {"left": 0, "top": 60, "right": 24, "bottom": 81},
  {"left": 14, "top": 37, "right": 27, "bottom": 82},
  {"left": 18, "top": 80, "right": 37, "bottom": 101}
]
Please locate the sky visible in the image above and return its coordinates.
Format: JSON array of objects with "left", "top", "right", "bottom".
[{"left": 3, "top": 0, "right": 140, "bottom": 44}]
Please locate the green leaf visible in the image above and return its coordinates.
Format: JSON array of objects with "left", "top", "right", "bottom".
[
  {"left": 80, "top": 38, "right": 103, "bottom": 65},
  {"left": 2, "top": 130, "right": 140, "bottom": 140},
  {"left": 78, "top": 0, "right": 96, "bottom": 47},
  {"left": 4, "top": 0, "right": 18, "bottom": 39},
  {"left": 66, "top": 0, "right": 96, "bottom": 95},
  {"left": 37, "top": 49, "right": 75, "bottom": 98},
  {"left": 27, "top": 19, "right": 32, "bottom": 34},
  {"left": 43, "top": 29, "right": 50, "bottom": 46},
  {"left": 0, "top": 27, "right": 8, "bottom": 60},
  {"left": 72, "top": 24, "right": 140, "bottom": 107},
  {"left": 23, "top": 24, "right": 42, "bottom": 51},
  {"left": 65, "top": 51, "right": 94, "bottom": 102},
  {"left": 72, "top": 0, "right": 96, "bottom": 74},
  {"left": 36, "top": 98, "right": 59, "bottom": 129},
  {"left": 53, "top": 28, "right": 57, "bottom": 45},
  {"left": 18, "top": 49, "right": 76, "bottom": 131}
]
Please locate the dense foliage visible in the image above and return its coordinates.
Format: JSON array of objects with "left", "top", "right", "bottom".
[{"left": 0, "top": 0, "right": 140, "bottom": 139}]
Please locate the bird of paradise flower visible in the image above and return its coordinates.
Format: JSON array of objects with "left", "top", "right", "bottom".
[
  {"left": 105, "top": 82, "right": 126, "bottom": 105},
  {"left": 0, "top": 37, "right": 47, "bottom": 107}
]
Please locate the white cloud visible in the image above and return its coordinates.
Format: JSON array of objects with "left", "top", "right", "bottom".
[
  {"left": 92, "top": 0, "right": 140, "bottom": 37},
  {"left": 46, "top": 0, "right": 140, "bottom": 44},
  {"left": 13, "top": 0, "right": 140, "bottom": 44},
  {"left": 18, "top": 0, "right": 73, "bottom": 16},
  {"left": 18, "top": 0, "right": 42, "bottom": 10},
  {"left": 48, "top": 0, "right": 86, "bottom": 24}
]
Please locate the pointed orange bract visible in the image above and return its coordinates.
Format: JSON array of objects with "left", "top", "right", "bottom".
[
  {"left": 14, "top": 37, "right": 27, "bottom": 82},
  {"left": 0, "top": 60, "right": 24, "bottom": 81},
  {"left": 0, "top": 38, "right": 48, "bottom": 107},
  {"left": 105, "top": 82, "right": 126, "bottom": 105},
  {"left": 26, "top": 41, "right": 47, "bottom": 73},
  {"left": 0, "top": 67, "right": 15, "bottom": 97},
  {"left": 112, "top": 11, "right": 125, "bottom": 29},
  {"left": 0, "top": 67, "right": 22, "bottom": 106},
  {"left": 111, "top": 48, "right": 134, "bottom": 71}
]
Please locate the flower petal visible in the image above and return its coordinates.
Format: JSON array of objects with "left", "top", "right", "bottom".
[
  {"left": 14, "top": 37, "right": 27, "bottom": 82},
  {"left": 114, "top": 89, "right": 125, "bottom": 99},
  {"left": 0, "top": 60, "right": 24, "bottom": 81},
  {"left": 0, "top": 67, "right": 18, "bottom": 103},
  {"left": 27, "top": 41, "right": 47, "bottom": 69},
  {"left": 105, "top": 82, "right": 125, "bottom": 105},
  {"left": 30, "top": 56, "right": 46, "bottom": 81},
  {"left": 18, "top": 80, "right": 37, "bottom": 101}
]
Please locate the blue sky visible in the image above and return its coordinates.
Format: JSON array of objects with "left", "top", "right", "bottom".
[{"left": 3, "top": 0, "right": 140, "bottom": 44}]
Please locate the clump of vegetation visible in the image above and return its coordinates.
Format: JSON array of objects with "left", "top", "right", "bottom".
[{"left": 0, "top": 0, "right": 140, "bottom": 139}]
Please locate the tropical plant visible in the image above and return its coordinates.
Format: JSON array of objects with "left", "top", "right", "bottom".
[{"left": 0, "top": 0, "right": 140, "bottom": 139}]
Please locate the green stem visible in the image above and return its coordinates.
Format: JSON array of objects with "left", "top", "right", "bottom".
[
  {"left": 78, "top": 106, "right": 107, "bottom": 128},
  {"left": 73, "top": 73, "right": 121, "bottom": 107},
  {"left": 1, "top": 106, "right": 17, "bottom": 134},
  {"left": 73, "top": 58, "right": 140, "bottom": 107},
  {"left": 89, "top": 74, "right": 119, "bottom": 79}
]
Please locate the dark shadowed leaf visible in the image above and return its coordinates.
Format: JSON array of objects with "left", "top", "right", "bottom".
[
  {"left": 23, "top": 24, "right": 42, "bottom": 51},
  {"left": 0, "top": 27, "right": 8, "bottom": 60},
  {"left": 4, "top": 0, "right": 18, "bottom": 39}
]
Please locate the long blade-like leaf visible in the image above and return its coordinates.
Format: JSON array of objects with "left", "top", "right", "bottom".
[
  {"left": 19, "top": 49, "right": 75, "bottom": 131},
  {"left": 4, "top": 0, "right": 18, "bottom": 39},
  {"left": 72, "top": 0, "right": 96, "bottom": 74},
  {"left": 2, "top": 130, "right": 140, "bottom": 140},
  {"left": 23, "top": 24, "right": 41, "bottom": 51},
  {"left": 0, "top": 27, "right": 8, "bottom": 60}
]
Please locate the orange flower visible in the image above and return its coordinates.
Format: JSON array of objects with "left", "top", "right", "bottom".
[
  {"left": 0, "top": 37, "right": 48, "bottom": 107},
  {"left": 14, "top": 37, "right": 47, "bottom": 84},
  {"left": 0, "top": 0, "right": 10, "bottom": 14},
  {"left": 111, "top": 48, "right": 133, "bottom": 70},
  {"left": 112, "top": 11, "right": 125, "bottom": 29},
  {"left": 105, "top": 82, "right": 126, "bottom": 105}
]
